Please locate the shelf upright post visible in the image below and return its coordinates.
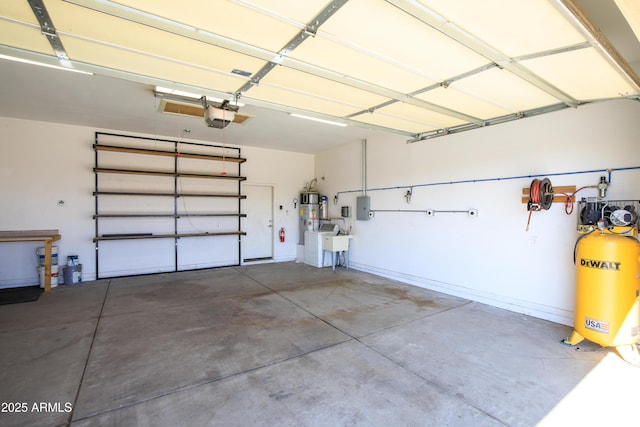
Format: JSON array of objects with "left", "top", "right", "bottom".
[
  {"left": 237, "top": 148, "right": 242, "bottom": 266},
  {"left": 94, "top": 132, "right": 100, "bottom": 279},
  {"left": 174, "top": 139, "right": 179, "bottom": 272}
]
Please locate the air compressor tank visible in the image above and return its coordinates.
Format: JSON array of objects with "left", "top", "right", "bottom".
[{"left": 564, "top": 231, "right": 640, "bottom": 348}]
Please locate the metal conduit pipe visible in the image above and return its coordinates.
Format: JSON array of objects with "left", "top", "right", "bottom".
[
  {"left": 362, "top": 139, "right": 367, "bottom": 196},
  {"left": 335, "top": 165, "right": 640, "bottom": 198}
]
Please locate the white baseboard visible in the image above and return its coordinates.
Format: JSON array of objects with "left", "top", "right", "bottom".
[{"left": 350, "top": 261, "right": 575, "bottom": 327}]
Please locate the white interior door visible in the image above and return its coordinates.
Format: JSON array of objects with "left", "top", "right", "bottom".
[{"left": 242, "top": 184, "right": 274, "bottom": 262}]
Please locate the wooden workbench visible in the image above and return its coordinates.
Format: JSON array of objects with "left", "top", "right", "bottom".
[{"left": 0, "top": 230, "right": 61, "bottom": 292}]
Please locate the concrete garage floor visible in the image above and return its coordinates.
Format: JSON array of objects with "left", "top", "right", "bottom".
[{"left": 1, "top": 262, "right": 638, "bottom": 426}]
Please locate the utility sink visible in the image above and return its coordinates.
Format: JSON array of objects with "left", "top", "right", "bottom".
[
  {"left": 322, "top": 235, "right": 353, "bottom": 271},
  {"left": 322, "top": 235, "right": 352, "bottom": 251}
]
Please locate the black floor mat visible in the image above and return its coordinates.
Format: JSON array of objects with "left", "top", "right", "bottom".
[{"left": 0, "top": 286, "right": 43, "bottom": 305}]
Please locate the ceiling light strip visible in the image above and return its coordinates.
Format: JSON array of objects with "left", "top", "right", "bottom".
[
  {"left": 387, "top": 0, "right": 580, "bottom": 107},
  {"left": 0, "top": 51, "right": 92, "bottom": 75},
  {"left": 553, "top": 0, "right": 640, "bottom": 90},
  {"left": 290, "top": 114, "right": 347, "bottom": 127},
  {"left": 236, "top": 0, "right": 348, "bottom": 94},
  {"left": 27, "top": 0, "right": 72, "bottom": 67}
]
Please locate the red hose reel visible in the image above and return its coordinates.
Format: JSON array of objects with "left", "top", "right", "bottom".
[{"left": 526, "top": 178, "right": 554, "bottom": 231}]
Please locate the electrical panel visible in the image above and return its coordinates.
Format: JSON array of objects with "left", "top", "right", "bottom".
[{"left": 356, "top": 196, "right": 371, "bottom": 220}]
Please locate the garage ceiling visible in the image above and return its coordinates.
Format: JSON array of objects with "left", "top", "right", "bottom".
[{"left": 0, "top": 0, "right": 639, "bottom": 147}]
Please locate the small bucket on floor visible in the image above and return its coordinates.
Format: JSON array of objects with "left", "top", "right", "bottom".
[
  {"left": 63, "top": 264, "right": 82, "bottom": 285},
  {"left": 37, "top": 265, "right": 59, "bottom": 288}
]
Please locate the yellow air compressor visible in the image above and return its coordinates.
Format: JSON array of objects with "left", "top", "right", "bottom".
[{"left": 563, "top": 229, "right": 640, "bottom": 359}]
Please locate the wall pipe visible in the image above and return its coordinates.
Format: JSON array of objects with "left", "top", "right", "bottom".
[
  {"left": 362, "top": 139, "right": 367, "bottom": 196},
  {"left": 371, "top": 209, "right": 429, "bottom": 213},
  {"left": 335, "top": 165, "right": 640, "bottom": 198},
  {"left": 370, "top": 209, "right": 472, "bottom": 214}
]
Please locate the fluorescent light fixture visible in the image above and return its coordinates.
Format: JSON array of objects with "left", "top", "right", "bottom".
[
  {"left": 155, "top": 86, "right": 245, "bottom": 107},
  {"left": 0, "top": 54, "right": 93, "bottom": 75},
  {"left": 289, "top": 113, "right": 347, "bottom": 127}
]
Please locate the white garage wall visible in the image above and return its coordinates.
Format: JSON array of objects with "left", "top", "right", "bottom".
[
  {"left": 242, "top": 145, "right": 316, "bottom": 262},
  {"left": 2, "top": 100, "right": 638, "bottom": 324},
  {"left": 314, "top": 99, "right": 640, "bottom": 325},
  {"left": 0, "top": 117, "right": 313, "bottom": 286}
]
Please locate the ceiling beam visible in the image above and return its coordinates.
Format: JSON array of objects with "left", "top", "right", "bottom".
[
  {"left": 230, "top": 1, "right": 488, "bottom": 124},
  {"left": 62, "top": 0, "right": 484, "bottom": 126},
  {"left": 236, "top": 0, "right": 348, "bottom": 94},
  {"left": 554, "top": 0, "right": 640, "bottom": 90},
  {"left": 27, "top": 0, "right": 72, "bottom": 68},
  {"left": 344, "top": 62, "right": 498, "bottom": 122},
  {"left": 386, "top": 0, "right": 581, "bottom": 108},
  {"left": 408, "top": 103, "right": 571, "bottom": 143}
]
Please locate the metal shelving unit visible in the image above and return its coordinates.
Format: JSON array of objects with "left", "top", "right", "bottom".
[{"left": 93, "top": 132, "right": 246, "bottom": 279}]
